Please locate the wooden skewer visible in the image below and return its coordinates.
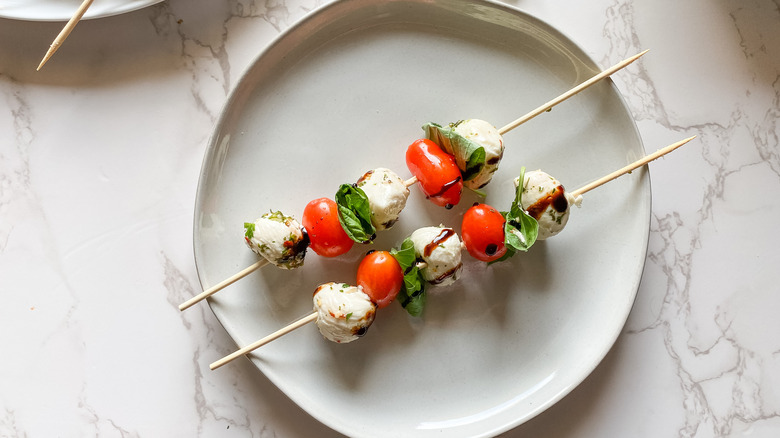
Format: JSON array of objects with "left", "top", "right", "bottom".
[
  {"left": 37, "top": 0, "right": 95, "bottom": 71},
  {"left": 210, "top": 311, "right": 318, "bottom": 370},
  {"left": 179, "top": 259, "right": 269, "bottom": 311},
  {"left": 404, "top": 176, "right": 418, "bottom": 187},
  {"left": 570, "top": 136, "right": 696, "bottom": 198},
  {"left": 498, "top": 50, "right": 649, "bottom": 135}
]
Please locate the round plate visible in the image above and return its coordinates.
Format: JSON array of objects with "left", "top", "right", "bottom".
[
  {"left": 194, "top": 1, "right": 649, "bottom": 437},
  {"left": 0, "top": 0, "right": 162, "bottom": 21}
]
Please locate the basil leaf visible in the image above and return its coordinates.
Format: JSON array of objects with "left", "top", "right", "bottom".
[
  {"left": 505, "top": 167, "right": 538, "bottom": 252},
  {"left": 391, "top": 238, "right": 427, "bottom": 317},
  {"left": 423, "top": 122, "right": 486, "bottom": 181},
  {"left": 398, "top": 265, "right": 425, "bottom": 317},
  {"left": 335, "top": 184, "right": 376, "bottom": 244},
  {"left": 490, "top": 167, "right": 538, "bottom": 264},
  {"left": 504, "top": 210, "right": 538, "bottom": 253},
  {"left": 463, "top": 146, "right": 486, "bottom": 181},
  {"left": 390, "top": 238, "right": 416, "bottom": 269},
  {"left": 401, "top": 287, "right": 426, "bottom": 317}
]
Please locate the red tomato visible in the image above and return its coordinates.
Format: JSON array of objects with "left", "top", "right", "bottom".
[
  {"left": 405, "top": 138, "right": 463, "bottom": 208},
  {"left": 356, "top": 250, "right": 403, "bottom": 308},
  {"left": 461, "top": 203, "right": 507, "bottom": 262},
  {"left": 302, "top": 198, "right": 354, "bottom": 257}
]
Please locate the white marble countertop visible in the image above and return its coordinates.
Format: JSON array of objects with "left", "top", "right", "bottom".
[{"left": 2, "top": 0, "right": 778, "bottom": 436}]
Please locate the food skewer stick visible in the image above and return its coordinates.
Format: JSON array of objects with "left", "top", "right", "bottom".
[
  {"left": 209, "top": 136, "right": 695, "bottom": 370},
  {"left": 210, "top": 312, "right": 318, "bottom": 370},
  {"left": 179, "top": 259, "right": 269, "bottom": 311},
  {"left": 498, "top": 50, "right": 649, "bottom": 135},
  {"left": 188, "top": 53, "right": 648, "bottom": 311},
  {"left": 37, "top": 0, "right": 95, "bottom": 71},
  {"left": 569, "top": 136, "right": 695, "bottom": 197}
]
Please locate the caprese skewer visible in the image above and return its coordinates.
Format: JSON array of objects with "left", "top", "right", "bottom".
[
  {"left": 179, "top": 167, "right": 415, "bottom": 311},
  {"left": 211, "top": 225, "right": 462, "bottom": 370}
]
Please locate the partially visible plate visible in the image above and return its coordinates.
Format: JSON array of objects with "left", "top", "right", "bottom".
[
  {"left": 194, "top": 1, "right": 649, "bottom": 437},
  {"left": 0, "top": 0, "right": 162, "bottom": 21}
]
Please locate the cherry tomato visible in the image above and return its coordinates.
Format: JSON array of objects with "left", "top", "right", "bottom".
[
  {"left": 405, "top": 138, "right": 463, "bottom": 208},
  {"left": 461, "top": 203, "right": 507, "bottom": 262},
  {"left": 302, "top": 198, "right": 354, "bottom": 257},
  {"left": 356, "top": 250, "right": 404, "bottom": 308}
]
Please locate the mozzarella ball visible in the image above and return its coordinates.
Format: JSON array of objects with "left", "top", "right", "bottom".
[
  {"left": 244, "top": 211, "right": 308, "bottom": 269},
  {"left": 409, "top": 226, "right": 463, "bottom": 287},
  {"left": 313, "top": 282, "right": 376, "bottom": 343},
  {"left": 452, "top": 119, "right": 504, "bottom": 190},
  {"left": 515, "top": 170, "right": 582, "bottom": 240},
  {"left": 356, "top": 168, "right": 410, "bottom": 230}
]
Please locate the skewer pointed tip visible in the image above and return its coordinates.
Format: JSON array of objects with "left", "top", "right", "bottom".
[
  {"left": 37, "top": 47, "right": 56, "bottom": 71},
  {"left": 621, "top": 49, "right": 649, "bottom": 67},
  {"left": 662, "top": 135, "right": 697, "bottom": 152},
  {"left": 498, "top": 49, "right": 651, "bottom": 135},
  {"left": 36, "top": 0, "right": 95, "bottom": 71},
  {"left": 570, "top": 135, "right": 697, "bottom": 197}
]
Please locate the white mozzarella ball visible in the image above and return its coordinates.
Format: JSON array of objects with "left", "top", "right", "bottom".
[
  {"left": 356, "top": 168, "right": 410, "bottom": 230},
  {"left": 452, "top": 119, "right": 504, "bottom": 190},
  {"left": 313, "top": 282, "right": 376, "bottom": 343},
  {"left": 409, "top": 226, "right": 463, "bottom": 287},
  {"left": 515, "top": 170, "right": 582, "bottom": 240},
  {"left": 244, "top": 211, "right": 308, "bottom": 269}
]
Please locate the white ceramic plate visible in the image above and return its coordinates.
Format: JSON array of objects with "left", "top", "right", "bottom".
[
  {"left": 194, "top": 1, "right": 649, "bottom": 437},
  {"left": 0, "top": 0, "right": 162, "bottom": 21}
]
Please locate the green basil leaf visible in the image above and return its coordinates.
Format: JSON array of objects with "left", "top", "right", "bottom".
[
  {"left": 423, "top": 122, "right": 486, "bottom": 181},
  {"left": 490, "top": 167, "right": 538, "bottom": 265},
  {"left": 391, "top": 238, "right": 427, "bottom": 317},
  {"left": 335, "top": 184, "right": 376, "bottom": 244},
  {"left": 390, "top": 238, "right": 416, "bottom": 269},
  {"left": 505, "top": 167, "right": 538, "bottom": 253},
  {"left": 403, "top": 267, "right": 423, "bottom": 293},
  {"left": 504, "top": 210, "right": 538, "bottom": 253},
  {"left": 462, "top": 146, "right": 486, "bottom": 181},
  {"left": 401, "top": 288, "right": 426, "bottom": 317},
  {"left": 336, "top": 203, "right": 370, "bottom": 242},
  {"left": 398, "top": 265, "right": 425, "bottom": 317}
]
